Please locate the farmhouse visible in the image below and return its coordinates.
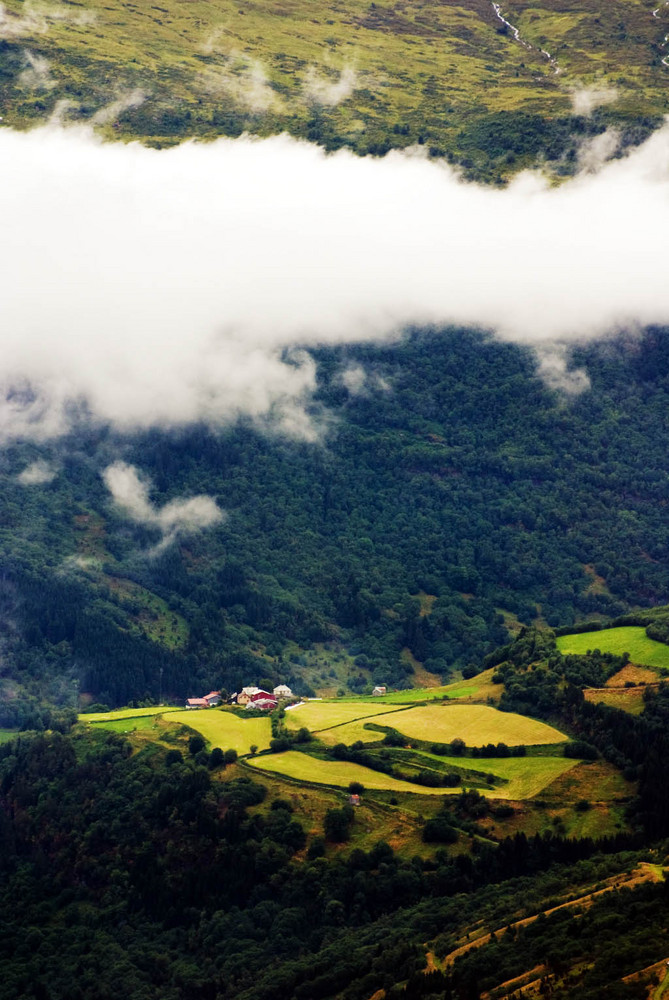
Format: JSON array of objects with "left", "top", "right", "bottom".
[
  {"left": 273, "top": 684, "right": 293, "bottom": 699},
  {"left": 185, "top": 690, "right": 221, "bottom": 709},
  {"left": 372, "top": 686, "right": 387, "bottom": 696},
  {"left": 247, "top": 696, "right": 277, "bottom": 711},
  {"left": 186, "top": 697, "right": 208, "bottom": 709},
  {"left": 237, "top": 686, "right": 261, "bottom": 706}
]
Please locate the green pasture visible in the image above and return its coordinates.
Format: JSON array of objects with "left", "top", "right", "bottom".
[
  {"left": 80, "top": 706, "right": 175, "bottom": 723},
  {"left": 0, "top": 729, "right": 19, "bottom": 745},
  {"left": 90, "top": 715, "right": 165, "bottom": 734},
  {"left": 407, "top": 750, "right": 578, "bottom": 799},
  {"left": 248, "top": 748, "right": 575, "bottom": 799},
  {"left": 317, "top": 703, "right": 567, "bottom": 748},
  {"left": 247, "top": 750, "right": 456, "bottom": 795},
  {"left": 162, "top": 709, "right": 272, "bottom": 755},
  {"left": 557, "top": 626, "right": 669, "bottom": 671}
]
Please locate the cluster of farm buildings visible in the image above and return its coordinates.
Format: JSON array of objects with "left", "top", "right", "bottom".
[{"left": 186, "top": 684, "right": 295, "bottom": 712}]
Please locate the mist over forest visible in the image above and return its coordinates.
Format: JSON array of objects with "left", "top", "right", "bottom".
[{"left": 4, "top": 0, "right": 669, "bottom": 996}]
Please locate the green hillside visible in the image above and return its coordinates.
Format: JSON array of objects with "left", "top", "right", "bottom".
[
  {"left": 0, "top": 0, "right": 668, "bottom": 174},
  {"left": 557, "top": 625, "right": 669, "bottom": 670},
  {"left": 7, "top": 327, "right": 669, "bottom": 724}
]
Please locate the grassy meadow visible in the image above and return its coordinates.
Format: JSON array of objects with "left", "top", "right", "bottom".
[
  {"left": 248, "top": 750, "right": 457, "bottom": 795},
  {"left": 557, "top": 626, "right": 669, "bottom": 670},
  {"left": 342, "top": 667, "right": 504, "bottom": 704},
  {"left": 316, "top": 703, "right": 568, "bottom": 748},
  {"left": 0, "top": 0, "right": 667, "bottom": 171},
  {"left": 81, "top": 706, "right": 174, "bottom": 723},
  {"left": 162, "top": 709, "right": 272, "bottom": 755},
  {"left": 408, "top": 751, "right": 578, "bottom": 799},
  {"left": 284, "top": 700, "right": 403, "bottom": 732},
  {"left": 248, "top": 748, "right": 576, "bottom": 799}
]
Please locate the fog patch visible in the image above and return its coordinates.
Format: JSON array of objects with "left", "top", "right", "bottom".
[
  {"left": 200, "top": 52, "right": 281, "bottom": 113},
  {"left": 91, "top": 90, "right": 146, "bottom": 126},
  {"left": 2, "top": 122, "right": 669, "bottom": 442},
  {"left": 571, "top": 87, "right": 618, "bottom": 115},
  {"left": 16, "top": 458, "right": 57, "bottom": 485},
  {"left": 18, "top": 49, "right": 54, "bottom": 89},
  {"left": 533, "top": 345, "right": 591, "bottom": 395},
  {"left": 577, "top": 129, "right": 620, "bottom": 173},
  {"left": 103, "top": 461, "right": 224, "bottom": 552},
  {"left": 303, "top": 66, "right": 357, "bottom": 106},
  {"left": 0, "top": 2, "right": 94, "bottom": 39}
]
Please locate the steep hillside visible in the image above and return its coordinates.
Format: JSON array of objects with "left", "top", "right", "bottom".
[
  {"left": 5, "top": 327, "right": 669, "bottom": 718},
  {"left": 0, "top": 0, "right": 667, "bottom": 174}
]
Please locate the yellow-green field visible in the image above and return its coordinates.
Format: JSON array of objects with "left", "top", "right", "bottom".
[
  {"left": 248, "top": 751, "right": 456, "bottom": 795},
  {"left": 342, "top": 668, "right": 503, "bottom": 704},
  {"left": 90, "top": 715, "right": 168, "bottom": 734},
  {"left": 248, "top": 749, "right": 576, "bottom": 799},
  {"left": 557, "top": 626, "right": 669, "bottom": 670},
  {"left": 81, "top": 706, "right": 174, "bottom": 723},
  {"left": 284, "top": 700, "right": 405, "bottom": 732},
  {"left": 584, "top": 686, "right": 647, "bottom": 716},
  {"left": 407, "top": 751, "right": 578, "bottom": 799},
  {"left": 316, "top": 703, "right": 567, "bottom": 748},
  {"left": 1, "top": 0, "right": 668, "bottom": 172},
  {"left": 0, "top": 729, "right": 19, "bottom": 745},
  {"left": 162, "top": 710, "right": 272, "bottom": 755}
]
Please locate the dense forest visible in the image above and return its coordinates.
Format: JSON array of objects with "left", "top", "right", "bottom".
[{"left": 4, "top": 326, "right": 669, "bottom": 719}]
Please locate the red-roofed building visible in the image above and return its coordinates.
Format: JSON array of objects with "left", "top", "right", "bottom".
[
  {"left": 203, "top": 691, "right": 221, "bottom": 706},
  {"left": 186, "top": 697, "right": 208, "bottom": 709}
]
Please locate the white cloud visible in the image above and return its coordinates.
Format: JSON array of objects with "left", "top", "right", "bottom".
[
  {"left": 16, "top": 458, "right": 57, "bottom": 484},
  {"left": 199, "top": 51, "right": 281, "bottom": 113},
  {"left": 577, "top": 128, "right": 620, "bottom": 173},
  {"left": 303, "top": 66, "right": 357, "bottom": 106},
  {"left": 18, "top": 49, "right": 55, "bottom": 90},
  {"left": 0, "top": 2, "right": 93, "bottom": 40},
  {"left": 102, "top": 461, "right": 224, "bottom": 551},
  {"left": 2, "top": 122, "right": 669, "bottom": 442},
  {"left": 571, "top": 87, "right": 618, "bottom": 116}
]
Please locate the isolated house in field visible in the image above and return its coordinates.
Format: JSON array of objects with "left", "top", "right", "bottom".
[
  {"left": 186, "top": 697, "right": 208, "bottom": 709},
  {"left": 273, "top": 684, "right": 293, "bottom": 699},
  {"left": 372, "top": 686, "right": 387, "bottom": 696},
  {"left": 203, "top": 691, "right": 221, "bottom": 706}
]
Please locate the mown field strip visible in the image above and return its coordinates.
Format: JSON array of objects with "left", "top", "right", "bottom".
[
  {"left": 247, "top": 751, "right": 458, "bottom": 795},
  {"left": 557, "top": 626, "right": 669, "bottom": 669},
  {"left": 81, "top": 706, "right": 176, "bottom": 723},
  {"left": 409, "top": 751, "right": 579, "bottom": 798},
  {"left": 162, "top": 710, "right": 272, "bottom": 755},
  {"left": 90, "top": 715, "right": 165, "bottom": 733},
  {"left": 317, "top": 703, "right": 568, "bottom": 748}
]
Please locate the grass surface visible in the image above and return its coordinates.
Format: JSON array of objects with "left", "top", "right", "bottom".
[
  {"left": 408, "top": 751, "right": 578, "bottom": 798},
  {"left": 162, "top": 709, "right": 272, "bottom": 754},
  {"left": 0, "top": 0, "right": 667, "bottom": 171},
  {"left": 90, "top": 715, "right": 167, "bottom": 733},
  {"left": 284, "top": 700, "right": 405, "bottom": 730},
  {"left": 0, "top": 729, "right": 19, "bottom": 745},
  {"left": 584, "top": 686, "right": 648, "bottom": 715},
  {"left": 249, "top": 748, "right": 574, "bottom": 799},
  {"left": 80, "top": 706, "right": 175, "bottom": 723},
  {"left": 557, "top": 626, "right": 669, "bottom": 670},
  {"left": 317, "top": 703, "right": 568, "bottom": 747},
  {"left": 248, "top": 750, "right": 458, "bottom": 795}
]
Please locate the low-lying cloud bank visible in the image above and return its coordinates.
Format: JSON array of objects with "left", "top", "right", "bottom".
[
  {"left": 103, "top": 461, "right": 224, "bottom": 551},
  {"left": 2, "top": 121, "right": 669, "bottom": 441}
]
